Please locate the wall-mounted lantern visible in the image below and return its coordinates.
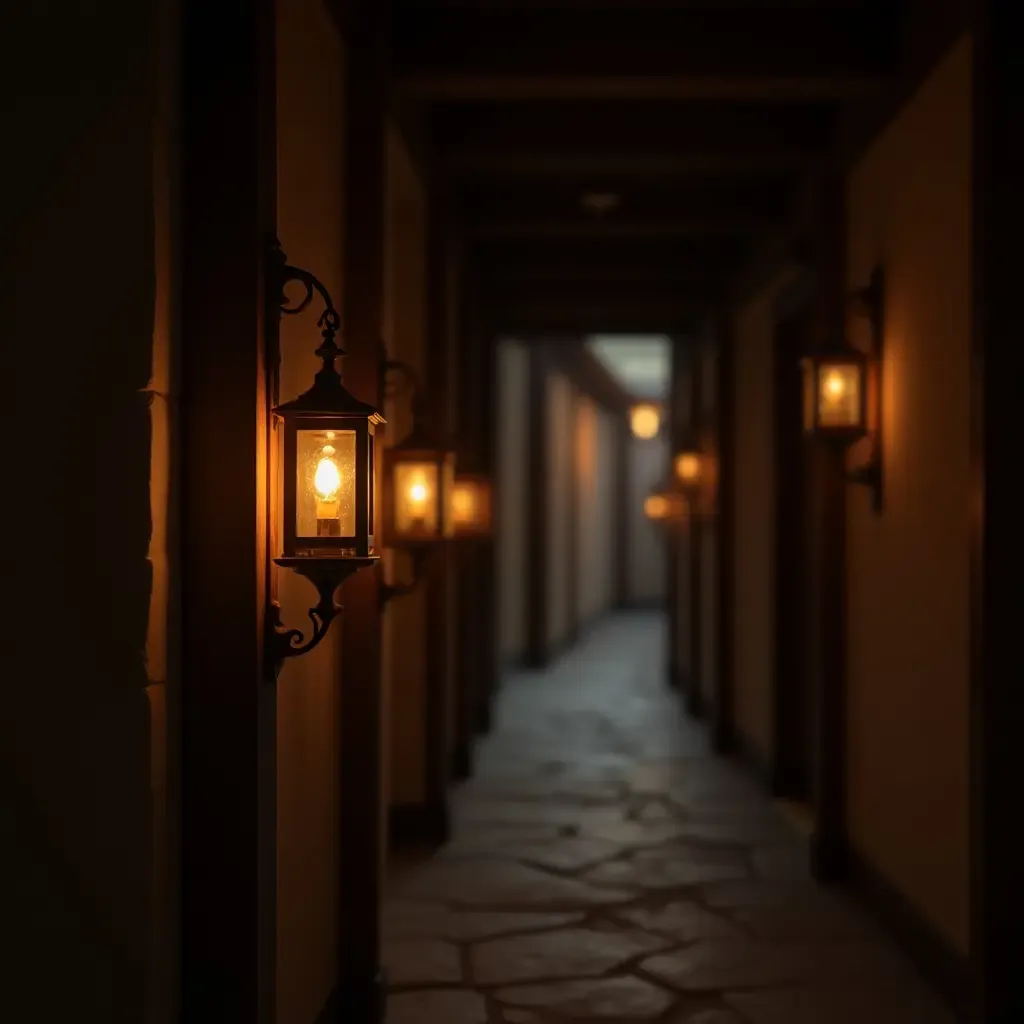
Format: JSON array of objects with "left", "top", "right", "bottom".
[
  {"left": 673, "top": 446, "right": 703, "bottom": 498},
  {"left": 450, "top": 472, "right": 493, "bottom": 538},
  {"left": 801, "top": 265, "right": 885, "bottom": 512},
  {"left": 630, "top": 402, "right": 661, "bottom": 440},
  {"left": 266, "top": 242, "right": 384, "bottom": 675},
  {"left": 377, "top": 359, "right": 456, "bottom": 606},
  {"left": 643, "top": 482, "right": 687, "bottom": 525}
]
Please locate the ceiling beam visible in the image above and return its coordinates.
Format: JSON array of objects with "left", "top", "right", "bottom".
[
  {"left": 489, "top": 300, "right": 704, "bottom": 336},
  {"left": 394, "top": 7, "right": 895, "bottom": 102},
  {"left": 471, "top": 219, "right": 782, "bottom": 239}
]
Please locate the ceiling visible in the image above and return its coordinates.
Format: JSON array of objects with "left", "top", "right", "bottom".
[
  {"left": 586, "top": 336, "right": 671, "bottom": 400},
  {"left": 388, "top": 0, "right": 912, "bottom": 335}
]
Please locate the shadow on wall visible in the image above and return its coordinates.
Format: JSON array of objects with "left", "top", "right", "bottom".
[{"left": 5, "top": 1, "right": 161, "bottom": 1019}]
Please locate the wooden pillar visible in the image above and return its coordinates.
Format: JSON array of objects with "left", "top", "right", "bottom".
[
  {"left": 666, "top": 336, "right": 686, "bottom": 689},
  {"left": 688, "top": 337, "right": 704, "bottom": 720},
  {"left": 422, "top": 186, "right": 454, "bottom": 831},
  {"left": 179, "top": 0, "right": 277, "bottom": 1019},
  {"left": 613, "top": 414, "right": 631, "bottom": 609},
  {"left": 807, "top": 166, "right": 849, "bottom": 883},
  {"left": 336, "top": 0, "right": 387, "bottom": 1016},
  {"left": 525, "top": 344, "right": 551, "bottom": 667},
  {"left": 713, "top": 312, "right": 737, "bottom": 754},
  {"left": 972, "top": 2, "right": 1024, "bottom": 1016}
]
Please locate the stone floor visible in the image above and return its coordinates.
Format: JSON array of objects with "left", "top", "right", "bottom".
[{"left": 382, "top": 612, "right": 956, "bottom": 1024}]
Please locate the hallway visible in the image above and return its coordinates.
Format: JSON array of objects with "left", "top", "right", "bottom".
[{"left": 382, "top": 614, "right": 954, "bottom": 1024}]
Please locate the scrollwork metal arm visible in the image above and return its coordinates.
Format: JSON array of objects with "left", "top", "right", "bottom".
[{"left": 266, "top": 575, "right": 343, "bottom": 678}]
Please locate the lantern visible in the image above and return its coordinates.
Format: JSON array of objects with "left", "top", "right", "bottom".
[
  {"left": 673, "top": 447, "right": 703, "bottom": 496},
  {"left": 801, "top": 350, "right": 868, "bottom": 441},
  {"left": 644, "top": 483, "right": 687, "bottom": 525},
  {"left": 381, "top": 424, "right": 455, "bottom": 548},
  {"left": 801, "top": 265, "right": 885, "bottom": 513},
  {"left": 265, "top": 242, "right": 383, "bottom": 675},
  {"left": 630, "top": 402, "right": 661, "bottom": 440},
  {"left": 450, "top": 473, "right": 493, "bottom": 538}
]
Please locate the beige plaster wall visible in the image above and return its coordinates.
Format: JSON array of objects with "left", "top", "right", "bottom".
[
  {"left": 730, "top": 273, "right": 797, "bottom": 762},
  {"left": 274, "top": 0, "right": 347, "bottom": 1017},
  {"left": 574, "top": 400, "right": 617, "bottom": 626},
  {"left": 627, "top": 434, "right": 670, "bottom": 604},
  {"left": 845, "top": 35, "right": 973, "bottom": 954},
  {"left": 546, "top": 373, "right": 576, "bottom": 649}
]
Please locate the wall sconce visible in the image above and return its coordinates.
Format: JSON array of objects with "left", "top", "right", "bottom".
[
  {"left": 801, "top": 265, "right": 885, "bottom": 512},
  {"left": 266, "top": 242, "right": 384, "bottom": 675},
  {"left": 643, "top": 482, "right": 687, "bottom": 525},
  {"left": 378, "top": 358, "right": 456, "bottom": 607},
  {"left": 673, "top": 446, "right": 703, "bottom": 498},
  {"left": 450, "top": 472, "right": 493, "bottom": 538},
  {"left": 630, "top": 403, "right": 661, "bottom": 440}
]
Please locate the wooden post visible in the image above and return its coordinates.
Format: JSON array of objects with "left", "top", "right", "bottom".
[
  {"left": 335, "top": 0, "right": 388, "bottom": 1017},
  {"left": 179, "top": 0, "right": 277, "bottom": 1019}
]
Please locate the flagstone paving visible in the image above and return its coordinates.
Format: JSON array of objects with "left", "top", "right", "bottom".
[{"left": 383, "top": 612, "right": 957, "bottom": 1023}]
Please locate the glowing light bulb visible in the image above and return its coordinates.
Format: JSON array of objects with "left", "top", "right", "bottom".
[
  {"left": 824, "top": 371, "right": 846, "bottom": 399},
  {"left": 644, "top": 495, "right": 669, "bottom": 519},
  {"left": 409, "top": 482, "right": 428, "bottom": 505},
  {"left": 675, "top": 453, "right": 701, "bottom": 484},
  {"left": 314, "top": 456, "right": 341, "bottom": 500},
  {"left": 631, "top": 404, "right": 660, "bottom": 440}
]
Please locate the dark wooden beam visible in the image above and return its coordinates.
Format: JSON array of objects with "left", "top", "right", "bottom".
[
  {"left": 491, "top": 302, "right": 706, "bottom": 337},
  {"left": 435, "top": 101, "right": 834, "bottom": 171},
  {"left": 179, "top": 0, "right": 276, "bottom": 1018},
  {"left": 394, "top": 7, "right": 894, "bottom": 101},
  {"left": 472, "top": 220, "right": 784, "bottom": 240},
  {"left": 447, "top": 152, "right": 814, "bottom": 178}
]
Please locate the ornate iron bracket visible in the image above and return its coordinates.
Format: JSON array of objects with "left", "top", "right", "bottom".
[
  {"left": 379, "top": 547, "right": 433, "bottom": 609},
  {"left": 843, "top": 265, "right": 885, "bottom": 515},
  {"left": 266, "top": 557, "right": 378, "bottom": 679}
]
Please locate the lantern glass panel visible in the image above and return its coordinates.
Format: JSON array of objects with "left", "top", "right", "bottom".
[
  {"left": 631, "top": 403, "right": 660, "bottom": 439},
  {"left": 816, "top": 359, "right": 864, "bottom": 430},
  {"left": 393, "top": 460, "right": 439, "bottom": 539},
  {"left": 674, "top": 452, "right": 701, "bottom": 486},
  {"left": 296, "top": 428, "right": 357, "bottom": 539},
  {"left": 451, "top": 480, "right": 479, "bottom": 529}
]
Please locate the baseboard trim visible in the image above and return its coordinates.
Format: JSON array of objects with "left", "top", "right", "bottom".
[
  {"left": 316, "top": 970, "right": 387, "bottom": 1024},
  {"left": 731, "top": 729, "right": 772, "bottom": 791},
  {"left": 685, "top": 682, "right": 706, "bottom": 719},
  {"left": 389, "top": 800, "right": 451, "bottom": 849},
  {"left": 451, "top": 739, "right": 473, "bottom": 782},
  {"left": 846, "top": 845, "right": 976, "bottom": 1021}
]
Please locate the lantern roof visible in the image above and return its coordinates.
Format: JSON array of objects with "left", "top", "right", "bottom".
[{"left": 274, "top": 354, "right": 385, "bottom": 424}]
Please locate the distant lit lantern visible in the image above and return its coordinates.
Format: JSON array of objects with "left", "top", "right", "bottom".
[
  {"left": 801, "top": 351, "right": 868, "bottom": 441},
  {"left": 673, "top": 448, "right": 703, "bottom": 495},
  {"left": 381, "top": 423, "right": 455, "bottom": 547},
  {"left": 644, "top": 483, "right": 686, "bottom": 524},
  {"left": 450, "top": 473, "right": 493, "bottom": 538},
  {"left": 630, "top": 403, "right": 661, "bottom": 440},
  {"left": 801, "top": 265, "right": 886, "bottom": 514},
  {"left": 266, "top": 241, "right": 383, "bottom": 674}
]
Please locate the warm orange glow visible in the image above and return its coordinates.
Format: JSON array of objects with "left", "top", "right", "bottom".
[
  {"left": 630, "top": 403, "right": 661, "bottom": 440},
  {"left": 644, "top": 494, "right": 670, "bottom": 519},
  {"left": 314, "top": 453, "right": 341, "bottom": 500},
  {"left": 450, "top": 474, "right": 492, "bottom": 536},
  {"left": 674, "top": 452, "right": 701, "bottom": 486},
  {"left": 816, "top": 360, "right": 863, "bottom": 429}
]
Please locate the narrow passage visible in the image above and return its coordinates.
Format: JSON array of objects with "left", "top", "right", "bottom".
[{"left": 383, "top": 612, "right": 954, "bottom": 1024}]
